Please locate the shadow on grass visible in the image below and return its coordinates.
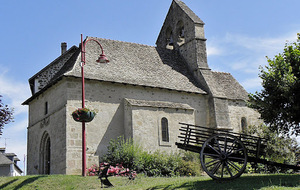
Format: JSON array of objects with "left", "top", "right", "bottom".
[
  {"left": 0, "top": 179, "right": 18, "bottom": 189},
  {"left": 13, "top": 176, "right": 46, "bottom": 190},
  {"left": 147, "top": 174, "right": 300, "bottom": 190}
]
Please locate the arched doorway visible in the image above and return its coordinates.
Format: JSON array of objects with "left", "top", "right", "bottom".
[{"left": 40, "top": 132, "right": 51, "bottom": 174}]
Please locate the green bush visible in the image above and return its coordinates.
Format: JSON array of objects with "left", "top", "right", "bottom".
[
  {"left": 100, "top": 136, "right": 203, "bottom": 177},
  {"left": 177, "top": 160, "right": 202, "bottom": 176},
  {"left": 177, "top": 151, "right": 202, "bottom": 176},
  {"left": 247, "top": 125, "right": 297, "bottom": 164},
  {"left": 246, "top": 124, "right": 298, "bottom": 173},
  {"left": 100, "top": 136, "right": 142, "bottom": 169}
]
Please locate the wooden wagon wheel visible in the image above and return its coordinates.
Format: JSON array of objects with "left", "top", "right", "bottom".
[{"left": 200, "top": 133, "right": 247, "bottom": 180}]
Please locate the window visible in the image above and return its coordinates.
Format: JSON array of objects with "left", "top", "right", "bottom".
[
  {"left": 166, "top": 27, "right": 174, "bottom": 49},
  {"left": 241, "top": 117, "right": 247, "bottom": 133},
  {"left": 45, "top": 102, "right": 48, "bottom": 115},
  {"left": 176, "top": 20, "right": 185, "bottom": 45},
  {"left": 161, "top": 117, "right": 169, "bottom": 142}
]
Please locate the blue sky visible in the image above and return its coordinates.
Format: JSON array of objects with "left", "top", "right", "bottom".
[{"left": 0, "top": 0, "right": 300, "bottom": 174}]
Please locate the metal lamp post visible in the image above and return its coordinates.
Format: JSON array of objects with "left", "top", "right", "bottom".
[{"left": 80, "top": 34, "right": 109, "bottom": 176}]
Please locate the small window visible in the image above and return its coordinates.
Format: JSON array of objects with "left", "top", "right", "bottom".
[
  {"left": 179, "top": 26, "right": 184, "bottom": 38},
  {"left": 168, "top": 34, "right": 174, "bottom": 46},
  {"left": 45, "top": 102, "right": 48, "bottom": 115},
  {"left": 161, "top": 117, "right": 169, "bottom": 142},
  {"left": 241, "top": 117, "right": 247, "bottom": 133},
  {"left": 166, "top": 27, "right": 174, "bottom": 49},
  {"left": 176, "top": 20, "right": 185, "bottom": 45}
]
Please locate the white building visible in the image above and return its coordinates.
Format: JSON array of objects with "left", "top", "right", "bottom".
[{"left": 0, "top": 148, "right": 23, "bottom": 176}]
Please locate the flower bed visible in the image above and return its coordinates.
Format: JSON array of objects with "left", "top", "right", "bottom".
[{"left": 87, "top": 162, "right": 137, "bottom": 179}]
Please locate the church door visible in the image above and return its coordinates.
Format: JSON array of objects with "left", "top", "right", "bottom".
[{"left": 40, "top": 132, "right": 51, "bottom": 174}]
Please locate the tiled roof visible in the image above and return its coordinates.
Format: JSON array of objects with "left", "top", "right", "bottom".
[{"left": 65, "top": 37, "right": 207, "bottom": 94}]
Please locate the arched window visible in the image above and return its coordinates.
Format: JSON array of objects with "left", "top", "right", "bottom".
[
  {"left": 176, "top": 20, "right": 185, "bottom": 45},
  {"left": 40, "top": 132, "right": 51, "bottom": 174},
  {"left": 241, "top": 117, "right": 247, "bottom": 133},
  {"left": 161, "top": 117, "right": 169, "bottom": 142},
  {"left": 166, "top": 27, "right": 174, "bottom": 49}
]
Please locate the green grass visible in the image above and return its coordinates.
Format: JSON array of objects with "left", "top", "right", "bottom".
[{"left": 0, "top": 174, "right": 299, "bottom": 190}]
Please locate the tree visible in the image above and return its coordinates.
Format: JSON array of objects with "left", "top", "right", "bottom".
[
  {"left": 0, "top": 95, "right": 14, "bottom": 135},
  {"left": 248, "top": 124, "right": 297, "bottom": 164},
  {"left": 248, "top": 33, "right": 300, "bottom": 136}
]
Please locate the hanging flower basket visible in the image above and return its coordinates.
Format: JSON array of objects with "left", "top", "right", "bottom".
[{"left": 72, "top": 108, "right": 96, "bottom": 122}]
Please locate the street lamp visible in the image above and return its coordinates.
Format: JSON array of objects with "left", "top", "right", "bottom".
[{"left": 80, "top": 34, "right": 109, "bottom": 176}]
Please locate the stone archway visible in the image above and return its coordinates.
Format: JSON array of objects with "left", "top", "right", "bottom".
[{"left": 40, "top": 132, "right": 51, "bottom": 174}]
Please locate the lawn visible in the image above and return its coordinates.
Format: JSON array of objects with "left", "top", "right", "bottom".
[{"left": 0, "top": 174, "right": 299, "bottom": 190}]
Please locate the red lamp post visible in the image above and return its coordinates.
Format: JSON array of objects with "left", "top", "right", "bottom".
[{"left": 80, "top": 34, "right": 109, "bottom": 176}]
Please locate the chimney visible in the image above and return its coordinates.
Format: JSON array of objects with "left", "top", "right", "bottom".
[
  {"left": 0, "top": 147, "right": 5, "bottom": 154},
  {"left": 61, "top": 42, "right": 67, "bottom": 55}
]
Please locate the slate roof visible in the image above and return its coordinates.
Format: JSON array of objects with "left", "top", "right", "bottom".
[
  {"left": 212, "top": 71, "right": 248, "bottom": 100},
  {"left": 28, "top": 46, "right": 79, "bottom": 94},
  {"left": 0, "top": 153, "right": 13, "bottom": 165},
  {"left": 125, "top": 98, "right": 194, "bottom": 110},
  {"left": 65, "top": 37, "right": 207, "bottom": 95},
  {"left": 4, "top": 153, "right": 20, "bottom": 161},
  {"left": 23, "top": 0, "right": 249, "bottom": 104},
  {"left": 23, "top": 36, "right": 250, "bottom": 104}
]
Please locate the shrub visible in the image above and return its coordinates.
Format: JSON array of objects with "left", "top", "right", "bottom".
[
  {"left": 100, "top": 136, "right": 203, "bottom": 177},
  {"left": 177, "top": 160, "right": 202, "bottom": 176},
  {"left": 134, "top": 150, "right": 183, "bottom": 177},
  {"left": 177, "top": 151, "right": 202, "bottom": 176},
  {"left": 246, "top": 124, "right": 298, "bottom": 173},
  {"left": 100, "top": 136, "right": 142, "bottom": 169}
]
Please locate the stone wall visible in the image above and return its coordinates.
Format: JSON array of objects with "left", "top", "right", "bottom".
[
  {"left": 0, "top": 166, "right": 10, "bottom": 176},
  {"left": 124, "top": 98, "right": 195, "bottom": 152},
  {"left": 64, "top": 77, "right": 208, "bottom": 174},
  {"left": 27, "top": 76, "right": 262, "bottom": 175},
  {"left": 228, "top": 100, "right": 263, "bottom": 133},
  {"left": 27, "top": 79, "right": 68, "bottom": 175}
]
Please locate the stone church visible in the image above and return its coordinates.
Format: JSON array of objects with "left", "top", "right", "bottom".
[{"left": 23, "top": 0, "right": 261, "bottom": 175}]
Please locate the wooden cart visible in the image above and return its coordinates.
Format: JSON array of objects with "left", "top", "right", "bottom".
[{"left": 175, "top": 123, "right": 300, "bottom": 180}]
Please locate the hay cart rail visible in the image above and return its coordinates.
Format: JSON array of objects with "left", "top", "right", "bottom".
[{"left": 175, "top": 123, "right": 300, "bottom": 180}]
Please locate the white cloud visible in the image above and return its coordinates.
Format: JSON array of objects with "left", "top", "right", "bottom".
[
  {"left": 207, "top": 45, "right": 223, "bottom": 56},
  {"left": 209, "top": 30, "right": 299, "bottom": 60},
  {"left": 0, "top": 72, "right": 30, "bottom": 116},
  {"left": 241, "top": 77, "right": 262, "bottom": 92},
  {"left": 207, "top": 30, "right": 300, "bottom": 93},
  {"left": 230, "top": 56, "right": 267, "bottom": 74},
  {"left": 0, "top": 70, "right": 29, "bottom": 174},
  {"left": 223, "top": 33, "right": 286, "bottom": 55}
]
